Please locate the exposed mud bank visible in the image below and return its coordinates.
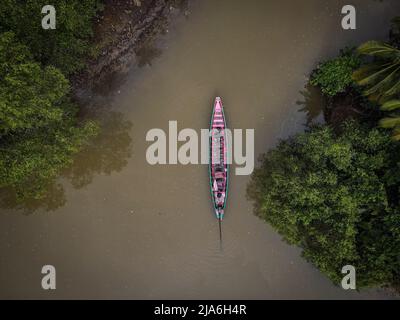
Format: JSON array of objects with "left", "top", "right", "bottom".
[{"left": 72, "top": 0, "right": 188, "bottom": 96}]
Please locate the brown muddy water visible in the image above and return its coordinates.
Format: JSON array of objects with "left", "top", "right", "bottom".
[{"left": 1, "top": 0, "right": 400, "bottom": 299}]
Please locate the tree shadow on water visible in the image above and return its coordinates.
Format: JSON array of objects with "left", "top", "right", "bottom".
[
  {"left": 0, "top": 183, "right": 67, "bottom": 215},
  {"left": 0, "top": 111, "right": 133, "bottom": 214},
  {"left": 63, "top": 112, "right": 133, "bottom": 189},
  {"left": 296, "top": 83, "right": 327, "bottom": 126}
]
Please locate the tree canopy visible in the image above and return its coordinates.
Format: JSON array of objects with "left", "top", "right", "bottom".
[
  {"left": 310, "top": 49, "right": 360, "bottom": 97},
  {"left": 352, "top": 17, "right": 400, "bottom": 139},
  {"left": 0, "top": 0, "right": 102, "bottom": 75},
  {"left": 353, "top": 41, "right": 400, "bottom": 102},
  {"left": 0, "top": 32, "right": 69, "bottom": 135},
  {"left": 248, "top": 122, "right": 400, "bottom": 289},
  {"left": 0, "top": 31, "right": 98, "bottom": 201},
  {"left": 0, "top": 0, "right": 103, "bottom": 203}
]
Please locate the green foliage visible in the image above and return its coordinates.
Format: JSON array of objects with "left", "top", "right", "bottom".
[
  {"left": 0, "top": 111, "right": 131, "bottom": 213},
  {"left": 310, "top": 49, "right": 361, "bottom": 97},
  {"left": 0, "top": 119, "right": 99, "bottom": 200},
  {"left": 0, "top": 1, "right": 103, "bottom": 203},
  {"left": 247, "top": 122, "right": 400, "bottom": 290},
  {"left": 0, "top": 32, "right": 99, "bottom": 201},
  {"left": 353, "top": 38, "right": 400, "bottom": 138},
  {"left": 379, "top": 100, "right": 400, "bottom": 140},
  {"left": 353, "top": 41, "right": 400, "bottom": 102},
  {"left": 0, "top": 0, "right": 102, "bottom": 75},
  {"left": 0, "top": 32, "right": 69, "bottom": 135}
]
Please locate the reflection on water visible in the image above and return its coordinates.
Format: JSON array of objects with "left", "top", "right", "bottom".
[
  {"left": 297, "top": 83, "right": 326, "bottom": 126},
  {"left": 0, "top": 111, "right": 133, "bottom": 214},
  {"left": 64, "top": 112, "right": 133, "bottom": 189},
  {"left": 0, "top": 182, "right": 66, "bottom": 214}
]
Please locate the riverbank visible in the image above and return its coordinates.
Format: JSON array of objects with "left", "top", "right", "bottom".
[
  {"left": 247, "top": 16, "right": 400, "bottom": 294},
  {"left": 72, "top": 0, "right": 188, "bottom": 96}
]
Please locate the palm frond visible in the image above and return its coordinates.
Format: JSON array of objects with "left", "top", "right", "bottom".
[
  {"left": 392, "top": 127, "right": 400, "bottom": 141},
  {"left": 381, "top": 100, "right": 400, "bottom": 111},
  {"left": 357, "top": 41, "right": 400, "bottom": 59},
  {"left": 352, "top": 63, "right": 397, "bottom": 86},
  {"left": 363, "top": 66, "right": 400, "bottom": 97},
  {"left": 385, "top": 79, "right": 400, "bottom": 97},
  {"left": 379, "top": 116, "right": 400, "bottom": 128}
]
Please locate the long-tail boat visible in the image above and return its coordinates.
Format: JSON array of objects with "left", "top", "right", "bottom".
[{"left": 209, "top": 97, "right": 229, "bottom": 236}]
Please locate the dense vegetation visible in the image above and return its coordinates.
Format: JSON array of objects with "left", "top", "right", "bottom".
[
  {"left": 353, "top": 18, "right": 400, "bottom": 140},
  {"left": 248, "top": 122, "right": 400, "bottom": 288},
  {"left": 310, "top": 49, "right": 360, "bottom": 97},
  {"left": 0, "top": 0, "right": 102, "bottom": 75},
  {"left": 0, "top": 2, "right": 101, "bottom": 202},
  {"left": 248, "top": 17, "right": 400, "bottom": 292}
]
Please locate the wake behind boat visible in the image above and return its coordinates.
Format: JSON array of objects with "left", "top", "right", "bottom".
[{"left": 209, "top": 97, "right": 229, "bottom": 223}]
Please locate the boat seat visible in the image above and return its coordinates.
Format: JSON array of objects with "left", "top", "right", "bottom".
[{"left": 215, "top": 172, "right": 224, "bottom": 179}]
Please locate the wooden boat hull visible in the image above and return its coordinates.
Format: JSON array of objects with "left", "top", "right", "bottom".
[{"left": 209, "top": 97, "right": 229, "bottom": 220}]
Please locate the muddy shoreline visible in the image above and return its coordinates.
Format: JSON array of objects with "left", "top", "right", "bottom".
[{"left": 72, "top": 0, "right": 188, "bottom": 97}]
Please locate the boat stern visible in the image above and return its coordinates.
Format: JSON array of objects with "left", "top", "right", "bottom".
[{"left": 215, "top": 208, "right": 224, "bottom": 220}]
